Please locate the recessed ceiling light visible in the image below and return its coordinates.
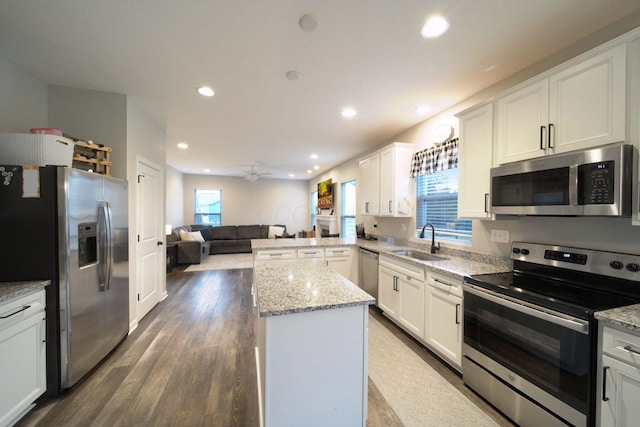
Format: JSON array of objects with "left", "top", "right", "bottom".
[
  {"left": 285, "top": 70, "right": 301, "bottom": 81},
  {"left": 310, "top": 153, "right": 318, "bottom": 159},
  {"left": 342, "top": 108, "right": 357, "bottom": 118},
  {"left": 204, "top": 169, "right": 210, "bottom": 173},
  {"left": 289, "top": 173, "right": 295, "bottom": 178},
  {"left": 313, "top": 165, "right": 320, "bottom": 170},
  {"left": 420, "top": 16, "right": 450, "bottom": 39},
  {"left": 299, "top": 14, "right": 319, "bottom": 32},
  {"left": 197, "top": 86, "right": 215, "bottom": 97},
  {"left": 307, "top": 169, "right": 313, "bottom": 174},
  {"left": 416, "top": 105, "right": 430, "bottom": 115},
  {"left": 177, "top": 142, "right": 189, "bottom": 149}
]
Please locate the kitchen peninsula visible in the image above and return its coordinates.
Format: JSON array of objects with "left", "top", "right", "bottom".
[{"left": 253, "top": 257, "right": 374, "bottom": 427}]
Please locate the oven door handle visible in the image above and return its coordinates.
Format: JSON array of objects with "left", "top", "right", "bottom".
[{"left": 463, "top": 284, "right": 589, "bottom": 334}]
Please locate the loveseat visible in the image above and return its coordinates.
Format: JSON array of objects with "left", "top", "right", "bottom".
[{"left": 167, "top": 224, "right": 291, "bottom": 263}]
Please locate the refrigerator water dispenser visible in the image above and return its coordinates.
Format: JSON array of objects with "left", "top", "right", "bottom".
[{"left": 78, "top": 222, "right": 97, "bottom": 268}]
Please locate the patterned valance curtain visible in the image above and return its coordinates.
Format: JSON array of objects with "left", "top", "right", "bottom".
[{"left": 409, "top": 138, "right": 459, "bottom": 178}]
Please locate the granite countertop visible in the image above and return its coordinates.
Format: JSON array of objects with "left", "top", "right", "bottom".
[
  {"left": 595, "top": 304, "right": 640, "bottom": 334},
  {"left": 253, "top": 237, "right": 513, "bottom": 280},
  {"left": 254, "top": 259, "right": 375, "bottom": 317},
  {"left": 0, "top": 280, "right": 50, "bottom": 303}
]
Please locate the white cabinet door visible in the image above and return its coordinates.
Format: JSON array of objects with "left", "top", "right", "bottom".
[
  {"left": 425, "top": 285, "right": 462, "bottom": 368},
  {"left": 379, "top": 145, "right": 413, "bottom": 217},
  {"left": 397, "top": 276, "right": 425, "bottom": 339},
  {"left": 0, "top": 308, "right": 46, "bottom": 427},
  {"left": 377, "top": 265, "right": 399, "bottom": 317},
  {"left": 496, "top": 44, "right": 626, "bottom": 165},
  {"left": 327, "top": 257, "right": 351, "bottom": 280},
  {"left": 549, "top": 44, "right": 626, "bottom": 154},
  {"left": 496, "top": 78, "right": 550, "bottom": 164},
  {"left": 358, "top": 153, "right": 380, "bottom": 215},
  {"left": 600, "top": 354, "right": 640, "bottom": 427},
  {"left": 458, "top": 103, "right": 493, "bottom": 218}
]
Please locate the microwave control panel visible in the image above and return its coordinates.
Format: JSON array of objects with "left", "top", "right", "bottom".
[{"left": 578, "top": 160, "right": 614, "bottom": 205}]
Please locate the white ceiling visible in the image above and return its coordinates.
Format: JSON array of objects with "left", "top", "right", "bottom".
[{"left": 1, "top": 1, "right": 640, "bottom": 180}]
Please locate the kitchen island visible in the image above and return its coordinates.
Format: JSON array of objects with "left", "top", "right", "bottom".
[{"left": 253, "top": 259, "right": 374, "bottom": 427}]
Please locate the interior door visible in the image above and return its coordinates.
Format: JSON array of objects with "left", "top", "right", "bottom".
[{"left": 136, "top": 159, "right": 163, "bottom": 321}]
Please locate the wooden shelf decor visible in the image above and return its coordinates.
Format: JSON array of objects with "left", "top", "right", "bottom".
[{"left": 72, "top": 139, "right": 112, "bottom": 176}]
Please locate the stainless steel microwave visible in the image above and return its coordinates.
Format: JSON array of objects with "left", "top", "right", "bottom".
[{"left": 490, "top": 143, "right": 635, "bottom": 216}]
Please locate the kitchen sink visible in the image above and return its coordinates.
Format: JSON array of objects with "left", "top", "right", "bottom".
[{"left": 390, "top": 249, "right": 448, "bottom": 262}]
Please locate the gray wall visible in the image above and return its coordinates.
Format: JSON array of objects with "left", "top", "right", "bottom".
[
  {"left": 166, "top": 165, "right": 185, "bottom": 228},
  {"left": 0, "top": 56, "right": 48, "bottom": 132},
  {"left": 183, "top": 174, "right": 308, "bottom": 234},
  {"left": 48, "top": 85, "right": 127, "bottom": 179}
]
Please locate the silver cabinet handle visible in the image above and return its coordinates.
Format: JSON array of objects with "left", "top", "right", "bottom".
[
  {"left": 389, "top": 200, "right": 392, "bottom": 212},
  {"left": 624, "top": 345, "right": 640, "bottom": 356},
  {"left": 455, "top": 303, "right": 461, "bottom": 324},
  {"left": 0, "top": 305, "right": 30, "bottom": 319}
]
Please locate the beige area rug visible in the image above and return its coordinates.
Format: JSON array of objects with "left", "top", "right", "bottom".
[
  {"left": 184, "top": 253, "right": 253, "bottom": 272},
  {"left": 368, "top": 315, "right": 499, "bottom": 427}
]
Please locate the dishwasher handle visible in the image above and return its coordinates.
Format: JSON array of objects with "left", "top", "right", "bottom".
[{"left": 359, "top": 249, "right": 379, "bottom": 260}]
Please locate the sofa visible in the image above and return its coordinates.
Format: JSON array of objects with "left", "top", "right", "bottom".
[{"left": 168, "top": 224, "right": 292, "bottom": 263}]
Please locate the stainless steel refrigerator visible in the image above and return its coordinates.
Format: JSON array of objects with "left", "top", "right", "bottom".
[{"left": 0, "top": 165, "right": 129, "bottom": 395}]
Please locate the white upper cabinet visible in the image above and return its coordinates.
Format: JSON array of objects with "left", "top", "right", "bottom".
[
  {"left": 496, "top": 44, "right": 626, "bottom": 164},
  {"left": 359, "top": 143, "right": 413, "bottom": 217},
  {"left": 379, "top": 144, "right": 413, "bottom": 217},
  {"left": 358, "top": 153, "right": 380, "bottom": 216},
  {"left": 457, "top": 103, "right": 494, "bottom": 219}
]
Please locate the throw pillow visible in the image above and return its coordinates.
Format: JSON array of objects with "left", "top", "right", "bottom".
[
  {"left": 179, "top": 229, "right": 192, "bottom": 241},
  {"left": 199, "top": 227, "right": 213, "bottom": 241},
  {"left": 268, "top": 225, "right": 285, "bottom": 239},
  {"left": 188, "top": 231, "right": 205, "bottom": 242}
]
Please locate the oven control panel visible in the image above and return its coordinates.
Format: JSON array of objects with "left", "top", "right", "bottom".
[{"left": 511, "top": 242, "right": 640, "bottom": 281}]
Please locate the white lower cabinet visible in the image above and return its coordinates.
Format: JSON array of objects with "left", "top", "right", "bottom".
[
  {"left": 378, "top": 255, "right": 425, "bottom": 339},
  {"left": 598, "top": 325, "right": 640, "bottom": 427},
  {"left": 0, "top": 289, "right": 46, "bottom": 427},
  {"left": 425, "top": 272, "right": 463, "bottom": 370},
  {"left": 325, "top": 247, "right": 356, "bottom": 284}
]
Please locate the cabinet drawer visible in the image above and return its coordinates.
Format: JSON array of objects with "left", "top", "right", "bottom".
[
  {"left": 297, "top": 248, "right": 324, "bottom": 258},
  {"left": 254, "top": 249, "right": 296, "bottom": 260},
  {"left": 0, "top": 289, "right": 46, "bottom": 332},
  {"left": 325, "top": 247, "right": 351, "bottom": 258},
  {"left": 602, "top": 325, "right": 640, "bottom": 367},
  {"left": 379, "top": 255, "right": 424, "bottom": 282}
]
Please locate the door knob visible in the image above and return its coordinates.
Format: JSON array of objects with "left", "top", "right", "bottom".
[{"left": 157, "top": 241, "right": 164, "bottom": 246}]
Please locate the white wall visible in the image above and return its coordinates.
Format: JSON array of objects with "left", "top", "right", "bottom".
[
  {"left": 166, "top": 165, "right": 184, "bottom": 228},
  {"left": 0, "top": 56, "right": 48, "bottom": 132},
  {"left": 184, "top": 174, "right": 308, "bottom": 234}
]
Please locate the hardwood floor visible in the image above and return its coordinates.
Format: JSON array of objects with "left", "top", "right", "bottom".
[{"left": 17, "top": 266, "right": 510, "bottom": 427}]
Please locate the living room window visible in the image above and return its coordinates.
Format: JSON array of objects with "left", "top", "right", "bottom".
[
  {"left": 311, "top": 191, "right": 317, "bottom": 230},
  {"left": 340, "top": 179, "right": 356, "bottom": 237},
  {"left": 194, "top": 189, "right": 221, "bottom": 225}
]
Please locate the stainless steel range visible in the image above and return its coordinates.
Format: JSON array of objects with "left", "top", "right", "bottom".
[{"left": 463, "top": 242, "right": 640, "bottom": 427}]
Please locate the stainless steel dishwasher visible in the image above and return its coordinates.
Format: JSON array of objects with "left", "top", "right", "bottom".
[{"left": 358, "top": 248, "right": 378, "bottom": 301}]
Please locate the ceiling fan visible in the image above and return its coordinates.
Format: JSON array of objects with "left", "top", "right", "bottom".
[{"left": 242, "top": 164, "right": 272, "bottom": 182}]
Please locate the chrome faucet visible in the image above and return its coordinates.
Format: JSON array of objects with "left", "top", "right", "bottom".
[{"left": 419, "top": 223, "right": 440, "bottom": 254}]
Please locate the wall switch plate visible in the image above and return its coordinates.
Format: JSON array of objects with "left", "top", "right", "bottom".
[{"left": 490, "top": 229, "right": 510, "bottom": 243}]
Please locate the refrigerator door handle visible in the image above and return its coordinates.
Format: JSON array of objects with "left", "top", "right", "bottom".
[
  {"left": 97, "top": 203, "right": 107, "bottom": 291},
  {"left": 97, "top": 201, "right": 114, "bottom": 292},
  {"left": 104, "top": 201, "right": 114, "bottom": 291}
]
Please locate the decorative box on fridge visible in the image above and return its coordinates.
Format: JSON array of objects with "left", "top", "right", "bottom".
[{"left": 0, "top": 133, "right": 74, "bottom": 167}]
